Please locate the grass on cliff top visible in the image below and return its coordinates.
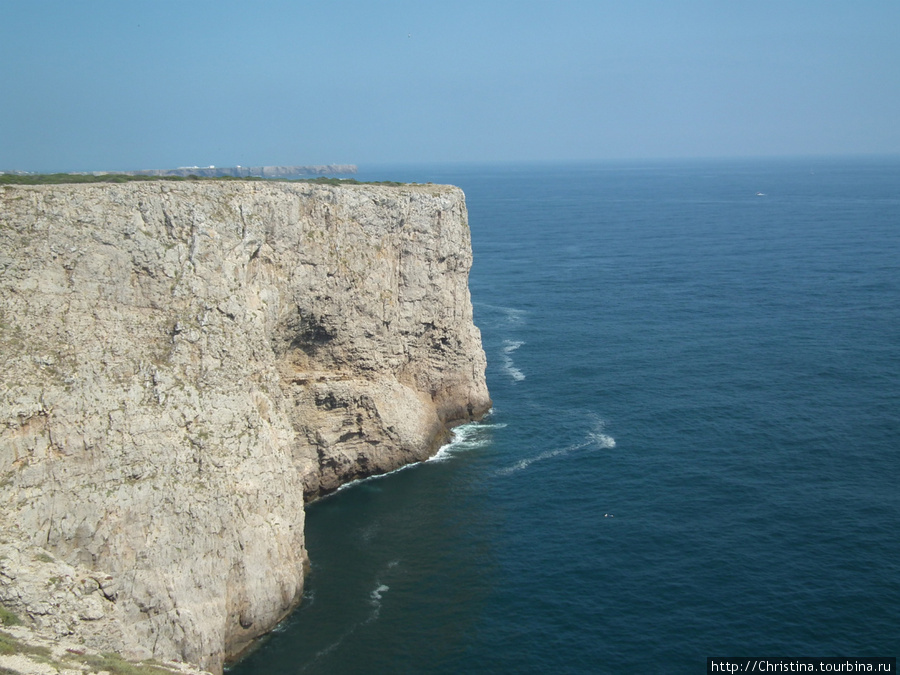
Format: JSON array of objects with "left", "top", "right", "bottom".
[
  {"left": 0, "top": 629, "right": 181, "bottom": 675},
  {"left": 78, "top": 653, "right": 179, "bottom": 675},
  {"left": 0, "top": 605, "right": 20, "bottom": 627},
  {"left": 0, "top": 630, "right": 50, "bottom": 658},
  {"left": 0, "top": 173, "right": 405, "bottom": 187}
]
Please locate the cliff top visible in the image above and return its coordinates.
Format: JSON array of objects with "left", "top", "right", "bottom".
[
  {"left": 0, "top": 174, "right": 462, "bottom": 200},
  {"left": 0, "top": 173, "right": 436, "bottom": 189}
]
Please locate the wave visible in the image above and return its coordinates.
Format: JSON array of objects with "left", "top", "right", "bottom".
[
  {"left": 369, "top": 583, "right": 389, "bottom": 603},
  {"left": 586, "top": 413, "right": 616, "bottom": 450},
  {"left": 501, "top": 339, "right": 526, "bottom": 382},
  {"left": 497, "top": 418, "right": 615, "bottom": 476},
  {"left": 429, "top": 418, "right": 505, "bottom": 462},
  {"left": 589, "top": 429, "right": 616, "bottom": 449},
  {"left": 495, "top": 441, "right": 588, "bottom": 476},
  {"left": 298, "top": 577, "right": 394, "bottom": 671},
  {"left": 502, "top": 340, "right": 524, "bottom": 353},
  {"left": 475, "top": 304, "right": 528, "bottom": 381},
  {"left": 476, "top": 303, "right": 527, "bottom": 326},
  {"left": 366, "top": 557, "right": 398, "bottom": 623},
  {"left": 328, "top": 419, "right": 502, "bottom": 495},
  {"left": 367, "top": 583, "right": 390, "bottom": 622}
]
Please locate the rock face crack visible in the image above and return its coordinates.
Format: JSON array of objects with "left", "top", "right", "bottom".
[{"left": 0, "top": 180, "right": 490, "bottom": 675}]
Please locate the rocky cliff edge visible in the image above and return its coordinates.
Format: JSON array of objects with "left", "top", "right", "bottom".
[{"left": 0, "top": 180, "right": 490, "bottom": 673}]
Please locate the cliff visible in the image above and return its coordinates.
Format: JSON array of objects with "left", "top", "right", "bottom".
[{"left": 0, "top": 180, "right": 490, "bottom": 673}]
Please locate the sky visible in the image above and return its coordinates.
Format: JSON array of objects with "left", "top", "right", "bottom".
[{"left": 2, "top": 1, "right": 899, "bottom": 171}]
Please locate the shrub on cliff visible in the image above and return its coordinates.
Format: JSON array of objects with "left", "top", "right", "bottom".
[{"left": 0, "top": 605, "right": 20, "bottom": 627}]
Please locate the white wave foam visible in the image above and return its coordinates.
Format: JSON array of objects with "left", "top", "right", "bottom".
[
  {"left": 501, "top": 339, "right": 526, "bottom": 382},
  {"left": 297, "top": 581, "right": 393, "bottom": 671},
  {"left": 370, "top": 583, "right": 389, "bottom": 603},
  {"left": 327, "top": 420, "right": 500, "bottom": 494},
  {"left": 428, "top": 419, "right": 503, "bottom": 462},
  {"left": 502, "top": 361, "right": 525, "bottom": 381},
  {"left": 497, "top": 418, "right": 616, "bottom": 475},
  {"left": 502, "top": 340, "right": 524, "bottom": 353},
  {"left": 272, "top": 617, "right": 294, "bottom": 633},
  {"left": 496, "top": 439, "right": 592, "bottom": 476},
  {"left": 304, "top": 638, "right": 345, "bottom": 668},
  {"left": 502, "top": 307, "right": 527, "bottom": 325},
  {"left": 478, "top": 303, "right": 527, "bottom": 326},
  {"left": 587, "top": 415, "right": 616, "bottom": 449},
  {"left": 590, "top": 431, "right": 616, "bottom": 449},
  {"left": 365, "top": 583, "right": 390, "bottom": 623}
]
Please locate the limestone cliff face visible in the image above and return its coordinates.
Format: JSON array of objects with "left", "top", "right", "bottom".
[{"left": 0, "top": 181, "right": 490, "bottom": 673}]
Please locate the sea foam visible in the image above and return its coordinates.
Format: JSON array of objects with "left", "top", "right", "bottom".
[
  {"left": 477, "top": 303, "right": 527, "bottom": 326},
  {"left": 429, "top": 418, "right": 505, "bottom": 462},
  {"left": 328, "top": 418, "right": 501, "bottom": 495},
  {"left": 501, "top": 339, "right": 526, "bottom": 382},
  {"left": 497, "top": 418, "right": 615, "bottom": 476}
]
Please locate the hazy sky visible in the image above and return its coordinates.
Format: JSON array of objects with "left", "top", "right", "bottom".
[{"left": 2, "top": 1, "right": 898, "bottom": 171}]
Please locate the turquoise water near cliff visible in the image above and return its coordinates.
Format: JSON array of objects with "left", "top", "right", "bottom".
[{"left": 229, "top": 158, "right": 900, "bottom": 673}]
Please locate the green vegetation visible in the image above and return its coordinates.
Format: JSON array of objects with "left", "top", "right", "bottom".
[
  {"left": 0, "top": 632, "right": 13, "bottom": 656},
  {"left": 33, "top": 552, "right": 54, "bottom": 564},
  {"left": 0, "top": 630, "right": 49, "bottom": 657},
  {"left": 1, "top": 173, "right": 405, "bottom": 187},
  {"left": 0, "top": 605, "right": 20, "bottom": 626},
  {"left": 78, "top": 652, "right": 176, "bottom": 675},
  {"left": 0, "top": 629, "right": 180, "bottom": 674}
]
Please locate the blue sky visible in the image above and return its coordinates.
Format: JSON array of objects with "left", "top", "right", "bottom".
[{"left": 2, "top": 1, "right": 898, "bottom": 171}]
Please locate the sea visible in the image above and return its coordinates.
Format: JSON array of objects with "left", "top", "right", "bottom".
[{"left": 228, "top": 158, "right": 900, "bottom": 674}]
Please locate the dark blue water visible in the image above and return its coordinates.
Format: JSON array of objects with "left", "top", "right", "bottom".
[{"left": 230, "top": 158, "right": 900, "bottom": 673}]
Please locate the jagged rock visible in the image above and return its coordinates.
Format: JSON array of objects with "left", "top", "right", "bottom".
[{"left": 0, "top": 180, "right": 490, "bottom": 673}]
